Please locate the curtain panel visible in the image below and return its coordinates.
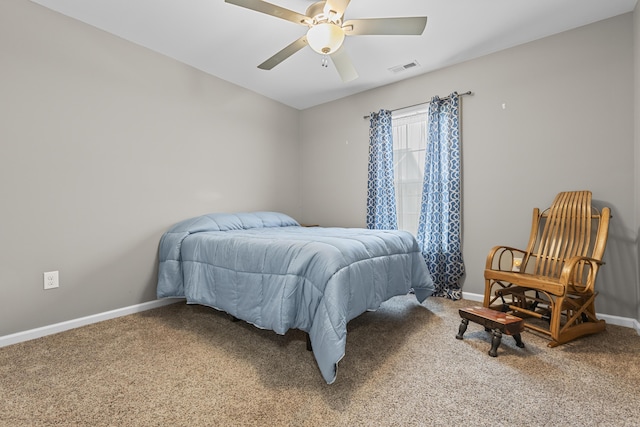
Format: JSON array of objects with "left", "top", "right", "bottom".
[
  {"left": 416, "top": 93, "right": 464, "bottom": 299},
  {"left": 366, "top": 110, "right": 398, "bottom": 230}
]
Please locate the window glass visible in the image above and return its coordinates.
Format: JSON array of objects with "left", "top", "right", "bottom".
[{"left": 392, "top": 108, "right": 428, "bottom": 236}]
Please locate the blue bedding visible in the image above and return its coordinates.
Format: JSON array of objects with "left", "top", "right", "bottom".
[{"left": 157, "top": 212, "right": 434, "bottom": 384}]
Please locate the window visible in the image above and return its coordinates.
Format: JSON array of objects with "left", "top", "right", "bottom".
[{"left": 392, "top": 107, "right": 428, "bottom": 236}]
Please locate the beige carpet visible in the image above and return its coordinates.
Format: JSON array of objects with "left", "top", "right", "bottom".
[{"left": 1, "top": 295, "right": 639, "bottom": 427}]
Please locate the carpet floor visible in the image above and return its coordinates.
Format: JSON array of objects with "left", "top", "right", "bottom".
[{"left": 1, "top": 295, "right": 639, "bottom": 426}]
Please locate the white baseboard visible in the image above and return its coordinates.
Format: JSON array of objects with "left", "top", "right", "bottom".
[
  {"left": 2, "top": 293, "right": 638, "bottom": 348},
  {"left": 462, "top": 291, "right": 640, "bottom": 334},
  {"left": 461, "top": 291, "right": 486, "bottom": 303},
  {"left": 0, "top": 298, "right": 184, "bottom": 348}
]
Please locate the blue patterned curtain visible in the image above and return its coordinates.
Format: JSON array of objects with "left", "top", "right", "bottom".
[
  {"left": 366, "top": 110, "right": 398, "bottom": 230},
  {"left": 416, "top": 93, "right": 464, "bottom": 299}
]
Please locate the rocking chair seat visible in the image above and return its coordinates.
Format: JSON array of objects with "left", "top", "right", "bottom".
[{"left": 485, "top": 269, "right": 566, "bottom": 297}]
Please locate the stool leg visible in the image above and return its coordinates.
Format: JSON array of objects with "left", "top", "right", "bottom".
[
  {"left": 489, "top": 329, "right": 502, "bottom": 357},
  {"left": 513, "top": 333, "right": 525, "bottom": 348},
  {"left": 456, "top": 318, "right": 469, "bottom": 340}
]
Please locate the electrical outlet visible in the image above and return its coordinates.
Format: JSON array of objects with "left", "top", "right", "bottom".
[
  {"left": 44, "top": 271, "right": 59, "bottom": 290},
  {"left": 512, "top": 258, "right": 522, "bottom": 272}
]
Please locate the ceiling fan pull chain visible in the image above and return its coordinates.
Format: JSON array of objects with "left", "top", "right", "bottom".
[{"left": 321, "top": 55, "right": 329, "bottom": 68}]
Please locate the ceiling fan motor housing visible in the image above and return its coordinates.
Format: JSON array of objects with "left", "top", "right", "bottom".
[
  {"left": 305, "top": 1, "right": 345, "bottom": 55},
  {"left": 305, "top": 1, "right": 332, "bottom": 24}
]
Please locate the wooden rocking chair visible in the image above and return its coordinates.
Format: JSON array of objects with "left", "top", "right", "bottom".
[{"left": 483, "top": 191, "right": 611, "bottom": 347}]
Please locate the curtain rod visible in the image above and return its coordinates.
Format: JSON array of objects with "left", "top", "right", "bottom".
[{"left": 363, "top": 90, "right": 472, "bottom": 119}]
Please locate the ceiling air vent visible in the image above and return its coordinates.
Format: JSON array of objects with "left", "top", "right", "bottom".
[{"left": 389, "top": 60, "right": 421, "bottom": 74}]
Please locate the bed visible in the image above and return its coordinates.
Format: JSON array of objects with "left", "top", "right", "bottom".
[{"left": 157, "top": 211, "right": 434, "bottom": 383}]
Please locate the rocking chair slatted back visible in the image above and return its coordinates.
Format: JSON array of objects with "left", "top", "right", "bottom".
[{"left": 522, "top": 191, "right": 609, "bottom": 282}]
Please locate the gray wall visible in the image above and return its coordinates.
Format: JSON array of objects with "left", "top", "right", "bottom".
[
  {"left": 0, "top": 0, "right": 301, "bottom": 336},
  {"left": 300, "top": 13, "right": 638, "bottom": 319},
  {"left": 635, "top": 2, "right": 640, "bottom": 324}
]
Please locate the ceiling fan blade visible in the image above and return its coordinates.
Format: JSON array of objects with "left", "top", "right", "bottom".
[
  {"left": 343, "top": 17, "right": 427, "bottom": 36},
  {"left": 225, "top": 0, "right": 309, "bottom": 26},
  {"left": 258, "top": 36, "right": 308, "bottom": 70},
  {"left": 330, "top": 47, "right": 358, "bottom": 82},
  {"left": 323, "top": 0, "right": 351, "bottom": 19}
]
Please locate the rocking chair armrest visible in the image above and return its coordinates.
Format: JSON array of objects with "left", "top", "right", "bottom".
[
  {"left": 485, "top": 245, "right": 527, "bottom": 271},
  {"left": 559, "top": 256, "right": 604, "bottom": 293}
]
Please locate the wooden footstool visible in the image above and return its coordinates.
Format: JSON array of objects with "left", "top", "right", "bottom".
[{"left": 455, "top": 306, "right": 525, "bottom": 357}]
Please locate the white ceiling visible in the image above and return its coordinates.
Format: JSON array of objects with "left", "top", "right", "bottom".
[{"left": 31, "top": 0, "right": 637, "bottom": 110}]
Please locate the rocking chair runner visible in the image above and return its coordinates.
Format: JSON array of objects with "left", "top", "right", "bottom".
[{"left": 483, "top": 191, "right": 611, "bottom": 347}]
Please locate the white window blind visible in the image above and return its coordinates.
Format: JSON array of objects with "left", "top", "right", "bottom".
[{"left": 392, "top": 109, "right": 428, "bottom": 236}]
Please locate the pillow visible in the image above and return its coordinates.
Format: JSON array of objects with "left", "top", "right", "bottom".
[{"left": 167, "top": 211, "right": 300, "bottom": 234}]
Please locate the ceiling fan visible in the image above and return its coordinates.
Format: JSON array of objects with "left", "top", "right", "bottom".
[{"left": 224, "top": 0, "right": 428, "bottom": 82}]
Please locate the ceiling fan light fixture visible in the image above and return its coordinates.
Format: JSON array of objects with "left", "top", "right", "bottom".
[{"left": 307, "top": 23, "right": 345, "bottom": 55}]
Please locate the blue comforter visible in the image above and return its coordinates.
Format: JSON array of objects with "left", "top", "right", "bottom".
[{"left": 157, "top": 212, "right": 434, "bottom": 384}]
